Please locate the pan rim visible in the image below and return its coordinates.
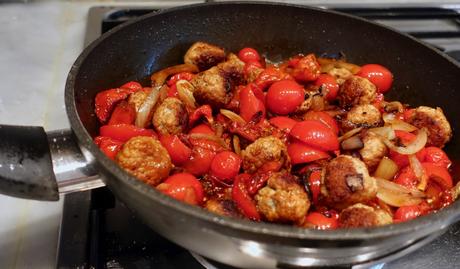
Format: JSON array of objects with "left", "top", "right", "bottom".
[{"left": 65, "top": 1, "right": 460, "bottom": 241}]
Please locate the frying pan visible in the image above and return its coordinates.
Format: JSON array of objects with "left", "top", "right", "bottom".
[{"left": 1, "top": 2, "right": 460, "bottom": 268}]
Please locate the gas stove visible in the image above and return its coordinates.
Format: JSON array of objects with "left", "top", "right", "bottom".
[{"left": 57, "top": 4, "right": 460, "bottom": 269}]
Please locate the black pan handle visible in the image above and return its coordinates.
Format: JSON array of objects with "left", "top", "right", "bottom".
[{"left": 0, "top": 125, "right": 103, "bottom": 201}]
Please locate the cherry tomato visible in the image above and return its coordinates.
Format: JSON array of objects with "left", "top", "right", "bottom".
[
  {"left": 254, "top": 67, "right": 292, "bottom": 90},
  {"left": 269, "top": 116, "right": 298, "bottom": 133},
  {"left": 393, "top": 205, "right": 422, "bottom": 223},
  {"left": 403, "top": 108, "right": 415, "bottom": 120},
  {"left": 266, "top": 80, "right": 304, "bottom": 115},
  {"left": 99, "top": 124, "right": 157, "bottom": 142},
  {"left": 290, "top": 120, "right": 339, "bottom": 151},
  {"left": 189, "top": 105, "right": 213, "bottom": 126},
  {"left": 232, "top": 174, "right": 261, "bottom": 221},
  {"left": 291, "top": 54, "right": 321, "bottom": 82},
  {"left": 424, "top": 147, "right": 451, "bottom": 168},
  {"left": 210, "top": 151, "right": 242, "bottom": 182},
  {"left": 238, "top": 47, "right": 261, "bottom": 63},
  {"left": 304, "top": 212, "right": 338, "bottom": 230},
  {"left": 157, "top": 173, "right": 204, "bottom": 205},
  {"left": 189, "top": 124, "right": 215, "bottom": 135},
  {"left": 288, "top": 141, "right": 330, "bottom": 165},
  {"left": 239, "top": 85, "right": 266, "bottom": 122},
  {"left": 389, "top": 149, "right": 426, "bottom": 169},
  {"left": 167, "top": 72, "right": 194, "bottom": 86},
  {"left": 108, "top": 101, "right": 136, "bottom": 125},
  {"left": 307, "top": 170, "right": 322, "bottom": 204},
  {"left": 95, "top": 88, "right": 135, "bottom": 123},
  {"left": 314, "top": 74, "right": 339, "bottom": 101},
  {"left": 159, "top": 135, "right": 192, "bottom": 166},
  {"left": 182, "top": 147, "right": 216, "bottom": 176},
  {"left": 94, "top": 136, "right": 123, "bottom": 160},
  {"left": 423, "top": 162, "right": 453, "bottom": 189},
  {"left": 394, "top": 165, "right": 418, "bottom": 188},
  {"left": 303, "top": 111, "right": 339, "bottom": 134},
  {"left": 356, "top": 64, "right": 393, "bottom": 93},
  {"left": 120, "top": 81, "right": 142, "bottom": 92}
]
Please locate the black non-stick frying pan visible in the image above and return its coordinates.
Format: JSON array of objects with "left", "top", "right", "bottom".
[{"left": 1, "top": 2, "right": 460, "bottom": 268}]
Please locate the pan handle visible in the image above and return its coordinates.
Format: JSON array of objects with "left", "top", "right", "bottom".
[{"left": 0, "top": 125, "right": 104, "bottom": 201}]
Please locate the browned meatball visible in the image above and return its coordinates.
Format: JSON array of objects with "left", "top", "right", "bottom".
[
  {"left": 128, "top": 88, "right": 151, "bottom": 112},
  {"left": 338, "top": 76, "right": 377, "bottom": 108},
  {"left": 191, "top": 54, "right": 245, "bottom": 108},
  {"left": 328, "top": 67, "right": 352, "bottom": 85},
  {"left": 359, "top": 131, "right": 387, "bottom": 171},
  {"left": 342, "top": 104, "right": 382, "bottom": 131},
  {"left": 321, "top": 155, "right": 377, "bottom": 209},
  {"left": 116, "top": 136, "right": 172, "bottom": 186},
  {"left": 406, "top": 106, "right": 452, "bottom": 148},
  {"left": 205, "top": 199, "right": 241, "bottom": 218},
  {"left": 255, "top": 172, "right": 310, "bottom": 223},
  {"left": 184, "top": 42, "right": 226, "bottom": 71},
  {"left": 241, "top": 136, "right": 289, "bottom": 173},
  {"left": 152, "top": 97, "right": 188, "bottom": 135},
  {"left": 338, "top": 203, "right": 392, "bottom": 228}
]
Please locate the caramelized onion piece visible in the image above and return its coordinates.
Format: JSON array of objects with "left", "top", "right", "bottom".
[
  {"left": 409, "top": 154, "right": 428, "bottom": 191},
  {"left": 341, "top": 135, "right": 364, "bottom": 150},
  {"left": 317, "top": 58, "right": 361, "bottom": 74},
  {"left": 338, "top": 127, "right": 363, "bottom": 142},
  {"left": 233, "top": 135, "right": 241, "bottom": 155},
  {"left": 151, "top": 63, "right": 198, "bottom": 87},
  {"left": 368, "top": 126, "right": 396, "bottom": 140},
  {"left": 189, "top": 133, "right": 229, "bottom": 150},
  {"left": 135, "top": 85, "right": 161, "bottom": 128},
  {"left": 376, "top": 177, "right": 425, "bottom": 198},
  {"left": 376, "top": 177, "right": 425, "bottom": 207},
  {"left": 176, "top": 80, "right": 197, "bottom": 110},
  {"left": 220, "top": 109, "right": 246, "bottom": 125},
  {"left": 381, "top": 128, "right": 427, "bottom": 155},
  {"left": 374, "top": 157, "right": 398, "bottom": 181}
]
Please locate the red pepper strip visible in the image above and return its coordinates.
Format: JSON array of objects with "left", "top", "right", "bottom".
[
  {"left": 120, "top": 81, "right": 143, "bottom": 91},
  {"left": 94, "top": 136, "right": 123, "bottom": 160},
  {"left": 239, "top": 85, "right": 265, "bottom": 122},
  {"left": 189, "top": 105, "right": 213, "bottom": 126},
  {"left": 108, "top": 101, "right": 136, "bottom": 125},
  {"left": 99, "top": 124, "right": 157, "bottom": 142},
  {"left": 246, "top": 172, "right": 271, "bottom": 196},
  {"left": 167, "top": 72, "right": 194, "bottom": 86},
  {"left": 290, "top": 54, "right": 321, "bottom": 82},
  {"left": 308, "top": 170, "right": 322, "bottom": 205},
  {"left": 95, "top": 88, "right": 135, "bottom": 123},
  {"left": 232, "top": 174, "right": 261, "bottom": 221}
]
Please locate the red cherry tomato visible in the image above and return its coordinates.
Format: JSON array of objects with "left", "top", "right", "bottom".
[
  {"left": 182, "top": 147, "right": 216, "bottom": 176},
  {"left": 189, "top": 105, "right": 213, "bottom": 126},
  {"left": 189, "top": 124, "right": 215, "bottom": 135},
  {"left": 108, "top": 101, "right": 136, "bottom": 125},
  {"left": 95, "top": 88, "right": 136, "bottom": 123},
  {"left": 269, "top": 116, "right": 298, "bottom": 133},
  {"left": 266, "top": 80, "right": 304, "bottom": 115},
  {"left": 290, "top": 120, "right": 339, "bottom": 151},
  {"left": 393, "top": 205, "right": 422, "bottom": 223},
  {"left": 94, "top": 136, "right": 123, "bottom": 160},
  {"left": 120, "top": 81, "right": 143, "bottom": 92},
  {"left": 303, "top": 111, "right": 339, "bottom": 134},
  {"left": 99, "top": 124, "right": 157, "bottom": 142},
  {"left": 288, "top": 141, "right": 330, "bottom": 165},
  {"left": 291, "top": 54, "right": 321, "bottom": 82},
  {"left": 158, "top": 173, "right": 204, "bottom": 205},
  {"left": 304, "top": 212, "right": 338, "bottom": 230},
  {"left": 424, "top": 147, "right": 451, "bottom": 168},
  {"left": 239, "top": 85, "right": 266, "bottom": 122},
  {"left": 167, "top": 72, "right": 194, "bottom": 86},
  {"left": 210, "top": 151, "right": 242, "bottom": 182},
  {"left": 308, "top": 170, "right": 322, "bottom": 204},
  {"left": 254, "top": 67, "right": 292, "bottom": 90},
  {"left": 238, "top": 47, "right": 261, "bottom": 63},
  {"left": 314, "top": 74, "right": 339, "bottom": 101},
  {"left": 232, "top": 174, "right": 261, "bottom": 221},
  {"left": 394, "top": 165, "right": 418, "bottom": 188},
  {"left": 356, "top": 64, "right": 393, "bottom": 93},
  {"left": 389, "top": 149, "right": 426, "bottom": 169},
  {"left": 159, "top": 135, "right": 192, "bottom": 166},
  {"left": 423, "top": 162, "right": 453, "bottom": 189}
]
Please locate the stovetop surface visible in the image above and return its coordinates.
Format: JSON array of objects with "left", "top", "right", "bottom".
[{"left": 58, "top": 5, "right": 460, "bottom": 269}]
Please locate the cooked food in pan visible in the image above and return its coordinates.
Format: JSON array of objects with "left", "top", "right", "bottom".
[{"left": 93, "top": 42, "right": 457, "bottom": 229}]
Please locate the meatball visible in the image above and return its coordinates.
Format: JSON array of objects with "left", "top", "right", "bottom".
[
  {"left": 338, "top": 76, "right": 377, "bottom": 108},
  {"left": 255, "top": 172, "right": 310, "bottom": 223},
  {"left": 116, "top": 136, "right": 172, "bottom": 186},
  {"left": 406, "top": 106, "right": 452, "bottom": 148},
  {"left": 184, "top": 42, "right": 226, "bottom": 71},
  {"left": 241, "top": 136, "right": 289, "bottom": 173},
  {"left": 328, "top": 67, "right": 353, "bottom": 85},
  {"left": 205, "top": 199, "right": 241, "bottom": 218},
  {"left": 338, "top": 203, "right": 392, "bottom": 228},
  {"left": 321, "top": 155, "right": 377, "bottom": 209},
  {"left": 359, "top": 131, "right": 387, "bottom": 171},
  {"left": 152, "top": 97, "right": 188, "bottom": 135},
  {"left": 342, "top": 104, "right": 382, "bottom": 131}
]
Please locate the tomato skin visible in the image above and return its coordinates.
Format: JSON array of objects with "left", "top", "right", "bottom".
[
  {"left": 394, "top": 205, "right": 422, "bottom": 222},
  {"left": 182, "top": 147, "right": 216, "bottom": 176},
  {"left": 189, "top": 105, "right": 213, "bottom": 126},
  {"left": 304, "top": 212, "right": 338, "bottom": 230},
  {"left": 291, "top": 54, "right": 321, "bottom": 82},
  {"left": 424, "top": 147, "right": 451, "bottom": 168},
  {"left": 389, "top": 149, "right": 426, "bottom": 169},
  {"left": 158, "top": 173, "right": 204, "bottom": 205},
  {"left": 239, "top": 85, "right": 266, "bottom": 122},
  {"left": 210, "top": 151, "right": 242, "bottom": 182},
  {"left": 108, "top": 101, "right": 136, "bottom": 125},
  {"left": 189, "top": 124, "right": 215, "bottom": 135},
  {"left": 95, "top": 88, "right": 135, "bottom": 123},
  {"left": 254, "top": 67, "right": 292, "bottom": 90},
  {"left": 238, "top": 47, "right": 261, "bottom": 63},
  {"left": 314, "top": 74, "right": 339, "bottom": 101},
  {"left": 232, "top": 174, "right": 261, "bottom": 221},
  {"left": 423, "top": 162, "right": 453, "bottom": 189},
  {"left": 266, "top": 80, "right": 305, "bottom": 115},
  {"left": 356, "top": 64, "right": 393, "bottom": 93},
  {"left": 159, "top": 135, "right": 192, "bottom": 166},
  {"left": 308, "top": 170, "right": 322, "bottom": 204},
  {"left": 269, "top": 116, "right": 298, "bottom": 133},
  {"left": 99, "top": 124, "right": 157, "bottom": 142},
  {"left": 290, "top": 120, "right": 339, "bottom": 151},
  {"left": 94, "top": 136, "right": 123, "bottom": 160},
  {"left": 303, "top": 111, "right": 339, "bottom": 134},
  {"left": 288, "top": 141, "right": 330, "bottom": 165}
]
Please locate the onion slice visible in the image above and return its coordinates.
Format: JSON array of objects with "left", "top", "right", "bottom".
[
  {"left": 233, "top": 135, "right": 241, "bottom": 155},
  {"left": 376, "top": 177, "right": 425, "bottom": 198},
  {"left": 150, "top": 63, "right": 198, "bottom": 87},
  {"left": 409, "top": 154, "right": 428, "bottom": 191},
  {"left": 176, "top": 80, "right": 197, "bottom": 110},
  {"left": 381, "top": 128, "right": 427, "bottom": 155},
  {"left": 189, "top": 133, "right": 229, "bottom": 150},
  {"left": 368, "top": 126, "right": 395, "bottom": 140},
  {"left": 220, "top": 109, "right": 247, "bottom": 125},
  {"left": 338, "top": 127, "right": 362, "bottom": 142},
  {"left": 341, "top": 136, "right": 364, "bottom": 150},
  {"left": 376, "top": 177, "right": 425, "bottom": 207},
  {"left": 135, "top": 85, "right": 161, "bottom": 128},
  {"left": 374, "top": 157, "right": 398, "bottom": 181}
]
